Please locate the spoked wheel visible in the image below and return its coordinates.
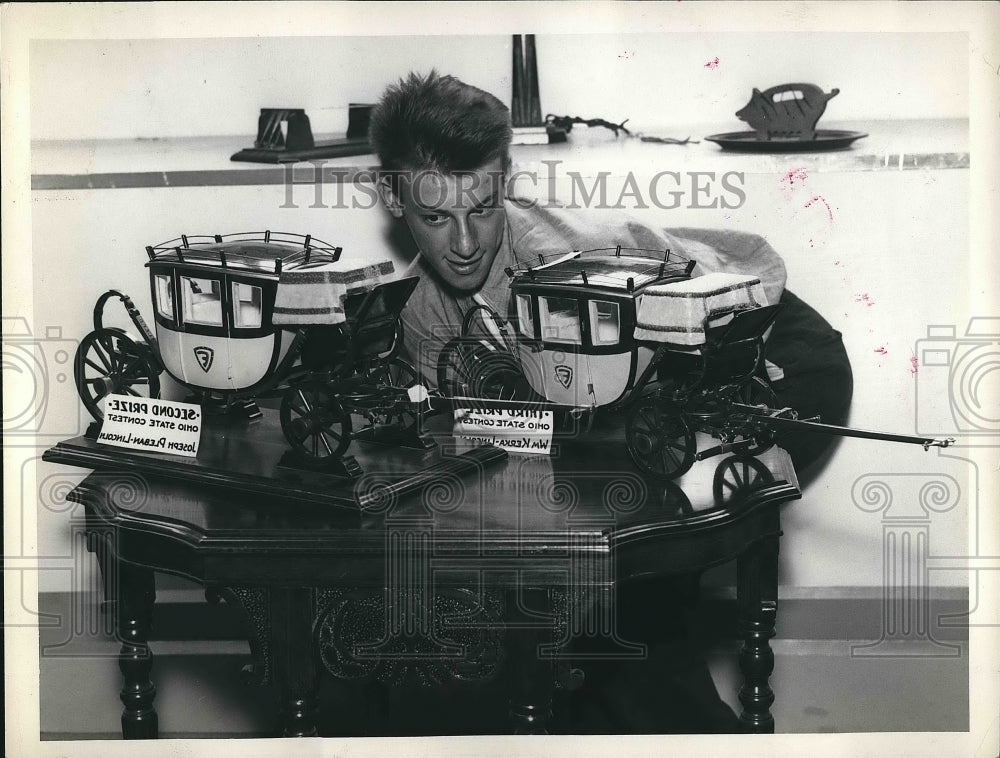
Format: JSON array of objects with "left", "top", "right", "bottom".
[
  {"left": 625, "top": 395, "right": 697, "bottom": 480},
  {"left": 735, "top": 376, "right": 778, "bottom": 455},
  {"left": 712, "top": 455, "right": 775, "bottom": 503},
  {"left": 437, "top": 337, "right": 536, "bottom": 401},
  {"left": 74, "top": 328, "right": 160, "bottom": 421},
  {"left": 280, "top": 381, "right": 353, "bottom": 461},
  {"left": 365, "top": 357, "right": 420, "bottom": 431},
  {"left": 436, "top": 337, "right": 490, "bottom": 398}
]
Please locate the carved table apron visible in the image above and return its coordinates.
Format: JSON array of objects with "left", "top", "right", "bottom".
[{"left": 48, "top": 410, "right": 800, "bottom": 737}]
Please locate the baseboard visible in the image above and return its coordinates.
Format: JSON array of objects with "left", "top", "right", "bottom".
[{"left": 37, "top": 585, "right": 970, "bottom": 652}]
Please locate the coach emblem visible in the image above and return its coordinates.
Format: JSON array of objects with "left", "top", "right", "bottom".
[
  {"left": 554, "top": 364, "right": 573, "bottom": 389},
  {"left": 193, "top": 346, "right": 214, "bottom": 373}
]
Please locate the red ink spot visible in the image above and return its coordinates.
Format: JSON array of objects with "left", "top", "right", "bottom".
[
  {"left": 780, "top": 168, "right": 808, "bottom": 187},
  {"left": 805, "top": 195, "right": 834, "bottom": 221},
  {"left": 874, "top": 346, "right": 888, "bottom": 355},
  {"left": 854, "top": 293, "right": 875, "bottom": 307},
  {"left": 704, "top": 57, "right": 719, "bottom": 69},
  {"left": 909, "top": 352, "right": 919, "bottom": 375}
]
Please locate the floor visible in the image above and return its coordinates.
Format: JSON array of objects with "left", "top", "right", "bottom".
[{"left": 36, "top": 585, "right": 970, "bottom": 740}]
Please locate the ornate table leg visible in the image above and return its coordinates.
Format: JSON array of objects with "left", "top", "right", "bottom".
[
  {"left": 116, "top": 562, "right": 158, "bottom": 739},
  {"left": 270, "top": 587, "right": 320, "bottom": 737},
  {"left": 736, "top": 532, "right": 779, "bottom": 734},
  {"left": 506, "top": 587, "right": 555, "bottom": 734}
]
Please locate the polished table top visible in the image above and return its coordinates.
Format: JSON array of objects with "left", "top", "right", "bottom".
[{"left": 46, "top": 408, "right": 800, "bottom": 587}]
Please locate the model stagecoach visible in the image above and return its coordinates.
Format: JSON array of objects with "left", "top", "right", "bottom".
[
  {"left": 74, "top": 231, "right": 422, "bottom": 468},
  {"left": 436, "top": 245, "right": 954, "bottom": 479}
]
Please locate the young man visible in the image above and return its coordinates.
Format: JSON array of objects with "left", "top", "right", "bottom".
[
  {"left": 368, "top": 71, "right": 853, "bottom": 734},
  {"left": 370, "top": 70, "right": 852, "bottom": 473}
]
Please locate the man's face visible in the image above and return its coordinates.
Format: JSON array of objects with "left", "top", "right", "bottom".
[{"left": 383, "top": 157, "right": 507, "bottom": 293}]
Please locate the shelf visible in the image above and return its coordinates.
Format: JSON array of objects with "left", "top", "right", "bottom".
[{"left": 31, "top": 119, "right": 968, "bottom": 191}]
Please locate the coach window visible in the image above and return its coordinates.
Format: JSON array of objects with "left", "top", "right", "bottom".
[
  {"left": 180, "top": 275, "right": 223, "bottom": 327},
  {"left": 232, "top": 282, "right": 263, "bottom": 328},
  {"left": 589, "top": 300, "right": 620, "bottom": 345},
  {"left": 154, "top": 274, "right": 174, "bottom": 320},
  {"left": 539, "top": 296, "right": 582, "bottom": 345},
  {"left": 515, "top": 294, "right": 535, "bottom": 338}
]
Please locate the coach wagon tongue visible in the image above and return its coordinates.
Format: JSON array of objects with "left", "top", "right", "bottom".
[
  {"left": 272, "top": 258, "right": 397, "bottom": 326},
  {"left": 633, "top": 272, "right": 768, "bottom": 346}
]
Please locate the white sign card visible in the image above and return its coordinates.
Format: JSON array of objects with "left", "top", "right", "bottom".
[
  {"left": 452, "top": 407, "right": 554, "bottom": 455},
  {"left": 97, "top": 395, "right": 203, "bottom": 457}
]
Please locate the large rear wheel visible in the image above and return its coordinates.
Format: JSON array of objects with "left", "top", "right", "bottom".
[
  {"left": 280, "top": 380, "right": 353, "bottom": 461},
  {"left": 625, "top": 395, "right": 696, "bottom": 480},
  {"left": 74, "top": 328, "right": 160, "bottom": 421},
  {"left": 437, "top": 337, "right": 535, "bottom": 401},
  {"left": 712, "top": 455, "right": 775, "bottom": 503}
]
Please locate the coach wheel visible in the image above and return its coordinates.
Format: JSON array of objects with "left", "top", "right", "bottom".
[
  {"left": 437, "top": 337, "right": 491, "bottom": 398},
  {"left": 437, "top": 337, "right": 534, "bottom": 401},
  {"left": 626, "top": 395, "right": 696, "bottom": 480},
  {"left": 712, "top": 455, "right": 775, "bottom": 503},
  {"left": 74, "top": 328, "right": 161, "bottom": 422},
  {"left": 736, "top": 376, "right": 778, "bottom": 455},
  {"left": 281, "top": 380, "right": 353, "bottom": 460},
  {"left": 366, "top": 357, "right": 420, "bottom": 431}
]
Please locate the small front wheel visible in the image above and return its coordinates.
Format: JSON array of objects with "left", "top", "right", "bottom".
[
  {"left": 365, "top": 357, "right": 420, "bottom": 432},
  {"left": 625, "top": 395, "right": 696, "bottom": 480},
  {"left": 735, "top": 376, "right": 778, "bottom": 455},
  {"left": 280, "top": 381, "right": 353, "bottom": 460}
]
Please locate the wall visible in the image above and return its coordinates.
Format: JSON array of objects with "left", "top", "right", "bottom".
[
  {"left": 30, "top": 33, "right": 968, "bottom": 141},
  {"left": 24, "top": 32, "right": 976, "bottom": 594}
]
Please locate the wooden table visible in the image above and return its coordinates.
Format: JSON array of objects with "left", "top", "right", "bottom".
[{"left": 44, "top": 408, "right": 799, "bottom": 738}]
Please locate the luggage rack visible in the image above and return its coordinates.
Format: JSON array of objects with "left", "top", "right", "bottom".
[
  {"left": 507, "top": 246, "right": 695, "bottom": 292},
  {"left": 145, "top": 231, "right": 343, "bottom": 274}
]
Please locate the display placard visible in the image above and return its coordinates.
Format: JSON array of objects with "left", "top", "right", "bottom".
[
  {"left": 452, "top": 408, "right": 554, "bottom": 455},
  {"left": 97, "top": 395, "right": 202, "bottom": 457}
]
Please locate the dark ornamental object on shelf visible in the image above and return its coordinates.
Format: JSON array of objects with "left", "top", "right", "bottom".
[
  {"left": 736, "top": 83, "right": 839, "bottom": 140},
  {"left": 231, "top": 105, "right": 373, "bottom": 163},
  {"left": 511, "top": 34, "right": 560, "bottom": 144},
  {"left": 706, "top": 83, "right": 867, "bottom": 152}
]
